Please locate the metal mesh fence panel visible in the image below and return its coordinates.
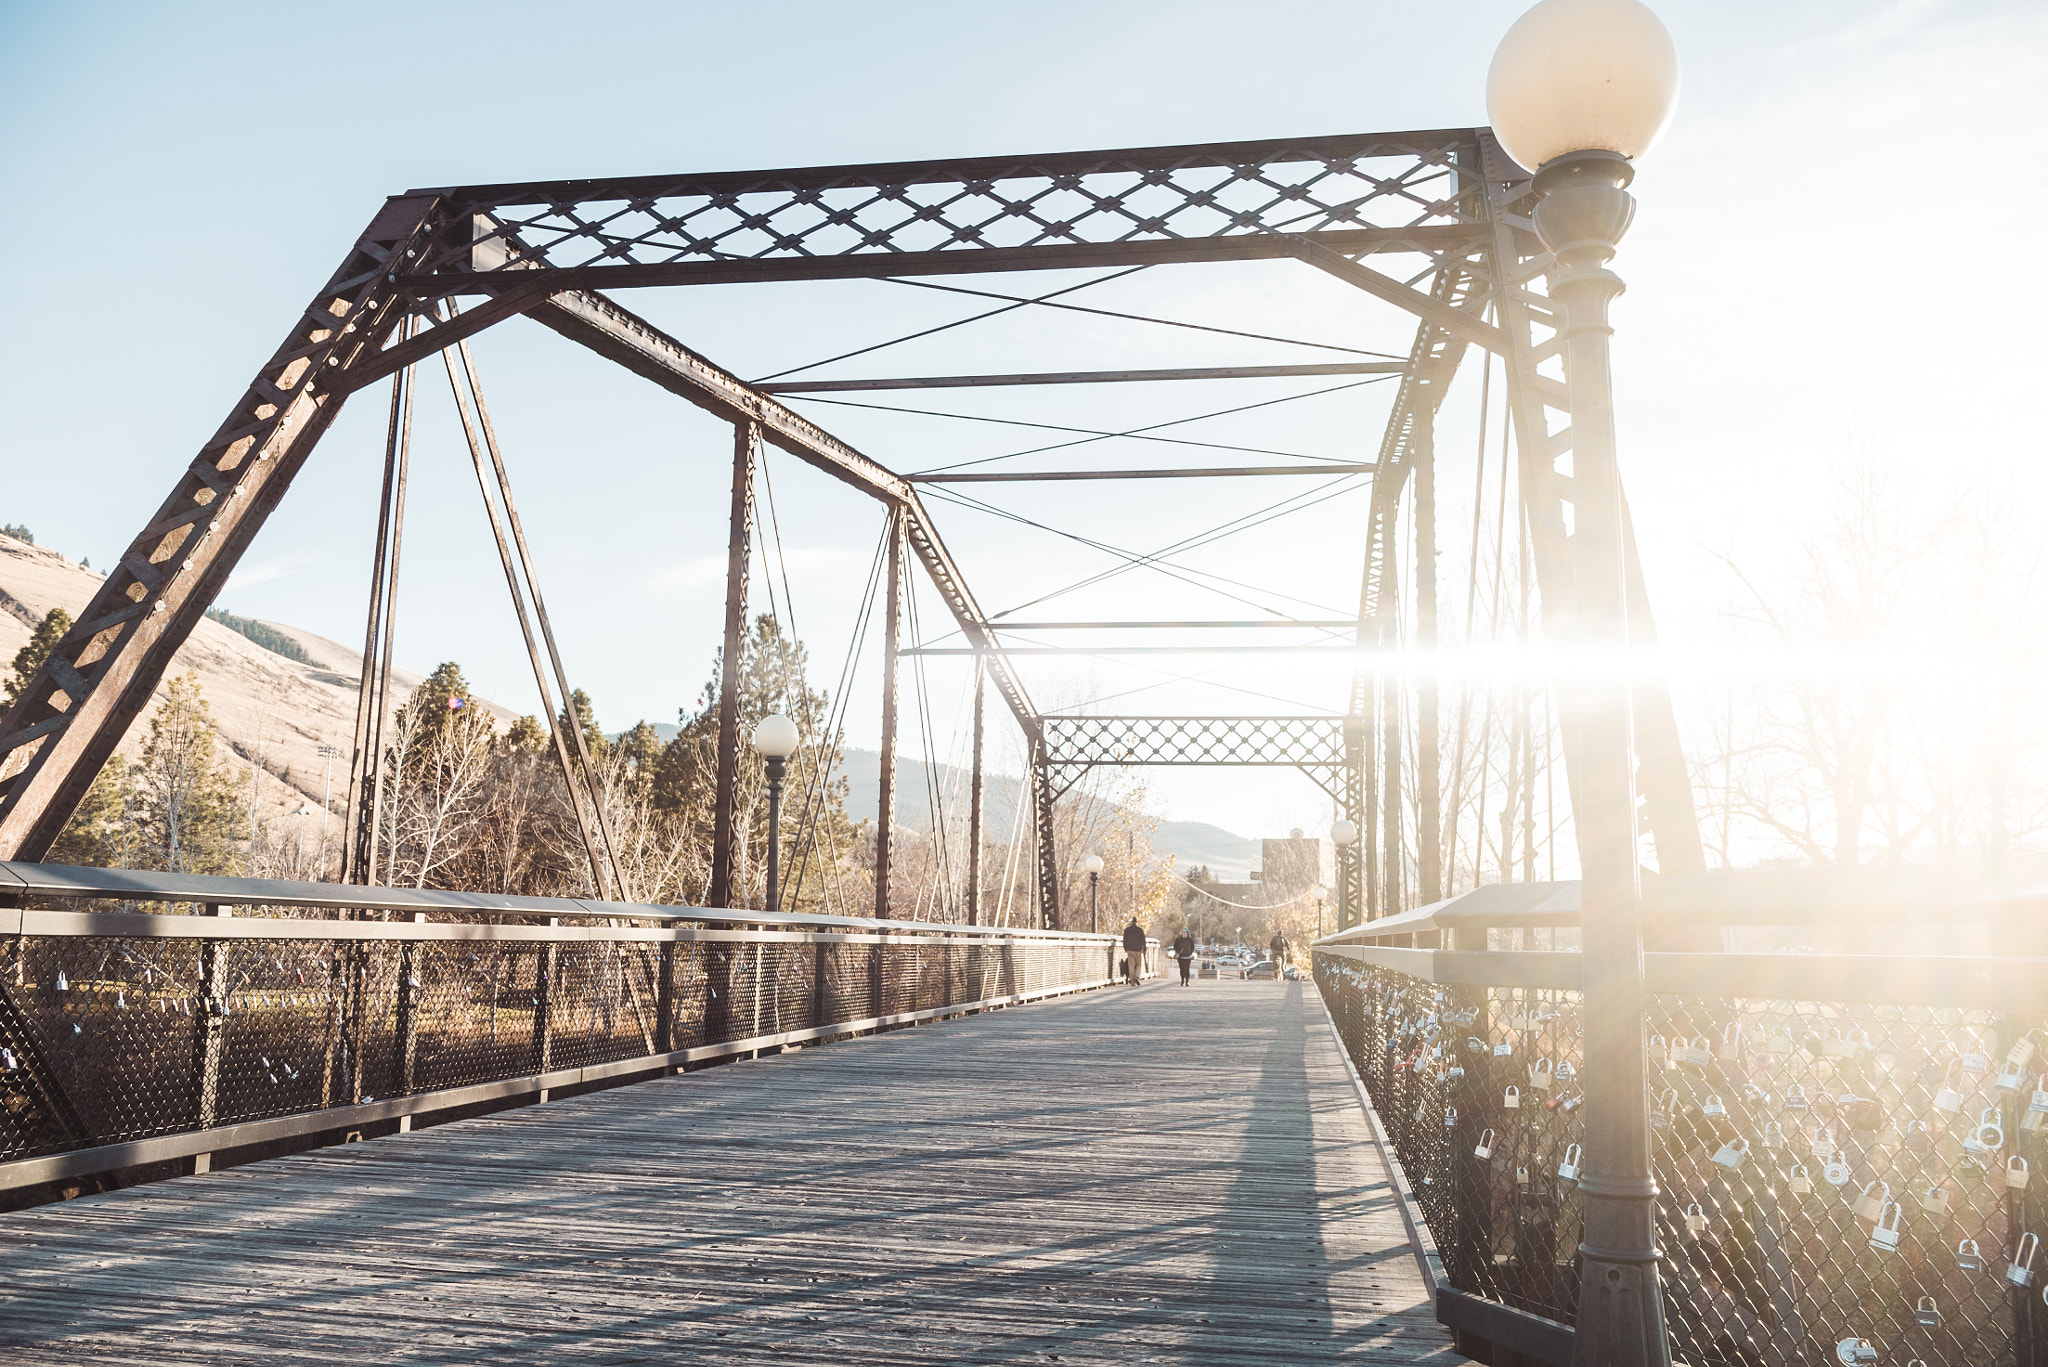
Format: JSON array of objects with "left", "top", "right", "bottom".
[
  {"left": 0, "top": 909, "right": 1130, "bottom": 1169},
  {"left": 1315, "top": 953, "right": 2048, "bottom": 1367}
]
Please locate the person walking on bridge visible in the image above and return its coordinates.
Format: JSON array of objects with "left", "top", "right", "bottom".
[
  {"left": 1172, "top": 927, "right": 1196, "bottom": 986},
  {"left": 1268, "top": 929, "right": 1290, "bottom": 972},
  {"left": 1121, "top": 916, "right": 1147, "bottom": 986}
]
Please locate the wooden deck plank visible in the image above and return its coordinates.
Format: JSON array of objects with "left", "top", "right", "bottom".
[{"left": 0, "top": 979, "right": 1461, "bottom": 1365}]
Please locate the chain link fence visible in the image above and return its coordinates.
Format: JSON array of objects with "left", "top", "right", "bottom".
[
  {"left": 1318, "top": 954, "right": 2048, "bottom": 1367},
  {"left": 0, "top": 865, "right": 1148, "bottom": 1189}
]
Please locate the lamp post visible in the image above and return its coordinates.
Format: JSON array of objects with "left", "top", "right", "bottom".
[
  {"left": 1312, "top": 884, "right": 1328, "bottom": 941},
  {"left": 1081, "top": 852, "right": 1105, "bottom": 934},
  {"left": 750, "top": 714, "right": 800, "bottom": 913},
  {"left": 1328, "top": 819, "right": 1358, "bottom": 930},
  {"left": 315, "top": 744, "right": 340, "bottom": 878},
  {"left": 1488, "top": 4, "right": 1679, "bottom": 1366}
]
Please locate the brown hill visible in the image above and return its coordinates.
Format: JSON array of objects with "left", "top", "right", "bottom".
[{"left": 0, "top": 531, "right": 514, "bottom": 862}]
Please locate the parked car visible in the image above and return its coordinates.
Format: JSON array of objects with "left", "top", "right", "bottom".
[{"left": 1243, "top": 960, "right": 1279, "bottom": 981}]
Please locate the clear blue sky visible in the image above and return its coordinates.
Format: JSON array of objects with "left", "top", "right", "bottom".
[{"left": 3, "top": 0, "right": 2042, "bottom": 840}]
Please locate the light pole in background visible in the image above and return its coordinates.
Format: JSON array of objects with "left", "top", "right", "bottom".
[
  {"left": 750, "top": 714, "right": 799, "bottom": 913},
  {"left": 1081, "top": 852, "right": 1105, "bottom": 933},
  {"left": 1313, "top": 884, "right": 1328, "bottom": 941},
  {"left": 1327, "top": 819, "right": 1357, "bottom": 931},
  {"left": 315, "top": 743, "right": 340, "bottom": 877},
  {"left": 1488, "top": 3, "right": 1680, "bottom": 1364}
]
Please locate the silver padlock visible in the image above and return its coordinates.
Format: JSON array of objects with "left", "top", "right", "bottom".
[
  {"left": 1712, "top": 1137, "right": 1750, "bottom": 1171},
  {"left": 1965, "top": 1107, "right": 2004, "bottom": 1156},
  {"left": 1932, "top": 1063, "right": 1965, "bottom": 1115},
  {"left": 1648, "top": 1034, "right": 1667, "bottom": 1066},
  {"left": 1684, "top": 1202, "right": 1708, "bottom": 1236},
  {"left": 1869, "top": 1202, "right": 1903, "bottom": 1253},
  {"left": 1957, "top": 1238, "right": 1982, "bottom": 1271},
  {"left": 1505, "top": 1085, "right": 1522, "bottom": 1110},
  {"left": 1914, "top": 1297, "right": 1940, "bottom": 1328},
  {"left": 1702, "top": 1094, "right": 1727, "bottom": 1119},
  {"left": 1996, "top": 1060, "right": 2025, "bottom": 1094},
  {"left": 1529, "top": 1058, "right": 1556, "bottom": 1092},
  {"left": 1961, "top": 1047, "right": 1990, "bottom": 1075},
  {"left": 1852, "top": 1180, "right": 1890, "bottom": 1222},
  {"left": 1683, "top": 1036, "right": 1712, "bottom": 1069},
  {"left": 1763, "top": 1029, "right": 1793, "bottom": 1055},
  {"left": 1717, "top": 1022, "right": 1742, "bottom": 1060},
  {"left": 1811, "top": 1124, "right": 1836, "bottom": 1159},
  {"left": 2011, "top": 1036, "right": 2038, "bottom": 1071},
  {"left": 1444, "top": 1107, "right": 1458, "bottom": 1130},
  {"left": 1917, "top": 1183, "right": 1949, "bottom": 1215},
  {"left": 1516, "top": 1165, "right": 1529, "bottom": 1187},
  {"left": 1835, "top": 1337, "right": 1878, "bottom": 1366},
  {"left": 1494, "top": 1039, "right": 1514, "bottom": 1058},
  {"left": 1788, "top": 1163, "right": 1813, "bottom": 1194},
  {"left": 2027, "top": 1075, "right": 2048, "bottom": 1132},
  {"left": 1651, "top": 1087, "right": 1676, "bottom": 1130},
  {"left": 1763, "top": 1121, "right": 1785, "bottom": 1150},
  {"left": 1823, "top": 1031, "right": 1856, "bottom": 1060},
  {"left": 1784, "top": 1084, "right": 1810, "bottom": 1112},
  {"left": 2009, "top": 1156, "right": 2031, "bottom": 1191},
  {"left": 1823, "top": 1151, "right": 1852, "bottom": 1187},
  {"left": 1557, "top": 1143, "right": 1581, "bottom": 1182},
  {"left": 2008, "top": 1232, "right": 2038, "bottom": 1288},
  {"left": 1474, "top": 1127, "right": 1495, "bottom": 1160}
]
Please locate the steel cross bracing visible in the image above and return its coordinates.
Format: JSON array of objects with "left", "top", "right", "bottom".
[
  {"left": 0, "top": 127, "right": 1704, "bottom": 937},
  {"left": 1038, "top": 716, "right": 1348, "bottom": 804}
]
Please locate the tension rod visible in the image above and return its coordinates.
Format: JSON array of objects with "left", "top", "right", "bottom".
[{"left": 438, "top": 313, "right": 626, "bottom": 902}]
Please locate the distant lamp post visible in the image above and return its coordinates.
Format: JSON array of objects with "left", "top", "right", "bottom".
[
  {"left": 750, "top": 714, "right": 800, "bottom": 913},
  {"left": 1328, "top": 819, "right": 1358, "bottom": 930},
  {"left": 1312, "top": 884, "right": 1328, "bottom": 941},
  {"left": 1489, "top": 4, "right": 1680, "bottom": 1366},
  {"left": 1081, "top": 852, "right": 1105, "bottom": 933}
]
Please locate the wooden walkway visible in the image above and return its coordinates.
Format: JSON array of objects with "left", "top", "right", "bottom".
[{"left": 0, "top": 978, "right": 1460, "bottom": 1365}]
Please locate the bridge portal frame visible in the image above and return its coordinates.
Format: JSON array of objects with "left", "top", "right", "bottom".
[{"left": 0, "top": 127, "right": 1703, "bottom": 932}]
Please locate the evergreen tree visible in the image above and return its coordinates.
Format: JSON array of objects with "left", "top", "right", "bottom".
[
  {"left": 131, "top": 672, "right": 245, "bottom": 874},
  {"left": 5, "top": 607, "right": 71, "bottom": 707}
]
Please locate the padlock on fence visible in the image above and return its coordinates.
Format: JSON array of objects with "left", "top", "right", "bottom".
[
  {"left": 1702, "top": 1094, "right": 1727, "bottom": 1119},
  {"left": 1823, "top": 1151, "right": 1853, "bottom": 1187},
  {"left": 1444, "top": 1107, "right": 1458, "bottom": 1131},
  {"left": 1516, "top": 1165, "right": 1530, "bottom": 1187},
  {"left": 1914, "top": 1297, "right": 1941, "bottom": 1329},
  {"left": 2026, "top": 1074, "right": 2048, "bottom": 1132},
  {"left": 1684, "top": 1202, "right": 1708, "bottom": 1236},
  {"left": 1957, "top": 1238, "right": 1982, "bottom": 1271},
  {"left": 1763, "top": 1121, "right": 1785, "bottom": 1150},
  {"left": 1529, "top": 1058, "right": 1555, "bottom": 1092},
  {"left": 1812, "top": 1124, "right": 1836, "bottom": 1159},
  {"left": 1785, "top": 1084, "right": 1810, "bottom": 1112},
  {"left": 1960, "top": 1045, "right": 1990, "bottom": 1076},
  {"left": 1916, "top": 1183, "right": 1949, "bottom": 1215},
  {"left": 1869, "top": 1202, "right": 1903, "bottom": 1254},
  {"left": 1963, "top": 1108, "right": 2003, "bottom": 1158},
  {"left": 1558, "top": 1143, "right": 1581, "bottom": 1182},
  {"left": 1717, "top": 1022, "right": 1742, "bottom": 1061},
  {"left": 1996, "top": 1058, "right": 2025, "bottom": 1094},
  {"left": 1504, "top": 1085, "right": 1521, "bottom": 1110},
  {"left": 1788, "top": 1163, "right": 1812, "bottom": 1195},
  {"left": 1648, "top": 1034, "right": 1667, "bottom": 1067},
  {"left": 1682, "top": 1036, "right": 1713, "bottom": 1069},
  {"left": 1762, "top": 1028, "right": 1793, "bottom": 1055},
  {"left": 1823, "top": 1030, "right": 1857, "bottom": 1060},
  {"left": 2008, "top": 1156, "right": 2030, "bottom": 1191},
  {"left": 1835, "top": 1337, "right": 1878, "bottom": 1365},
  {"left": 1852, "top": 1180, "right": 1890, "bottom": 1222},
  {"left": 1932, "top": 1061, "right": 1965, "bottom": 1115},
  {"left": 1474, "top": 1128, "right": 1495, "bottom": 1160},
  {"left": 2010, "top": 1232, "right": 2039, "bottom": 1288},
  {"left": 1651, "top": 1087, "right": 1675, "bottom": 1130},
  {"left": 2012, "top": 1035, "right": 2038, "bottom": 1071},
  {"left": 1712, "top": 1136, "right": 1750, "bottom": 1171},
  {"left": 1493, "top": 1039, "right": 1514, "bottom": 1058}
]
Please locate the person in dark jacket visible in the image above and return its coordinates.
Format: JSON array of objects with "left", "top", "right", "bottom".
[
  {"left": 1120, "top": 917, "right": 1146, "bottom": 985},
  {"left": 1268, "top": 930, "right": 1290, "bottom": 970},
  {"left": 1172, "top": 928, "right": 1196, "bottom": 986}
]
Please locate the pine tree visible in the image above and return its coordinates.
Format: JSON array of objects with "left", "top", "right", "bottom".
[
  {"left": 5, "top": 607, "right": 72, "bottom": 707},
  {"left": 131, "top": 672, "right": 245, "bottom": 874}
]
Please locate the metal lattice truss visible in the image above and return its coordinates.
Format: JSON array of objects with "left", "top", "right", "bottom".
[
  {"left": 0, "top": 126, "right": 1707, "bottom": 935},
  {"left": 1040, "top": 716, "right": 1348, "bottom": 802}
]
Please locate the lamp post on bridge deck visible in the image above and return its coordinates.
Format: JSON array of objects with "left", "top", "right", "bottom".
[
  {"left": 1081, "top": 852, "right": 1105, "bottom": 934},
  {"left": 1488, "top": 3, "right": 1680, "bottom": 1365},
  {"left": 751, "top": 714, "right": 800, "bottom": 913}
]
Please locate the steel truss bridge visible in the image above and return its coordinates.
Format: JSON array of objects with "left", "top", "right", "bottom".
[{"left": 0, "top": 127, "right": 1706, "bottom": 929}]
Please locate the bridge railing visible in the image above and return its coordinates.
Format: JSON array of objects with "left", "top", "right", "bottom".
[
  {"left": 0, "top": 861, "right": 1153, "bottom": 1197},
  {"left": 1315, "top": 867, "right": 2048, "bottom": 1367}
]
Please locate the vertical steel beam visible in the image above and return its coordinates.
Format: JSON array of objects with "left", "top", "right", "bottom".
[
  {"left": 1031, "top": 740, "right": 1060, "bottom": 930},
  {"left": 710, "top": 421, "right": 759, "bottom": 910},
  {"left": 1379, "top": 558, "right": 1404, "bottom": 920},
  {"left": 342, "top": 346, "right": 413, "bottom": 889},
  {"left": 967, "top": 661, "right": 985, "bottom": 927},
  {"left": 874, "top": 512, "right": 904, "bottom": 920},
  {"left": 1414, "top": 406, "right": 1441, "bottom": 906},
  {"left": 1341, "top": 717, "right": 1366, "bottom": 931},
  {"left": 1364, "top": 694, "right": 1380, "bottom": 921}
]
